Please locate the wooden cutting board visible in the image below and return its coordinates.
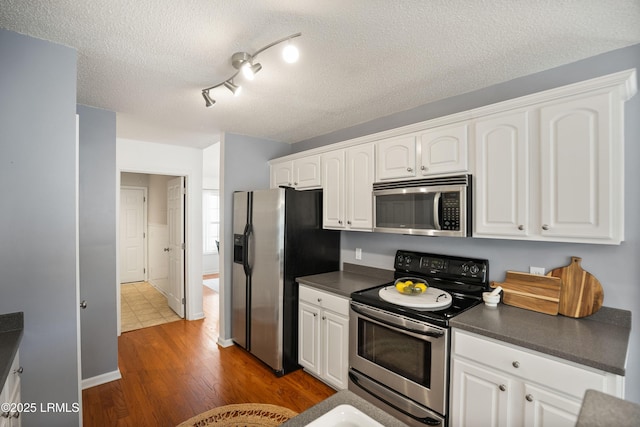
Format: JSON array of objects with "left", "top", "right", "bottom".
[
  {"left": 492, "top": 271, "right": 562, "bottom": 315},
  {"left": 547, "top": 257, "right": 604, "bottom": 318}
]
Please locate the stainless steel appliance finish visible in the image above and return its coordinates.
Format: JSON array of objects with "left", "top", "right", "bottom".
[
  {"left": 232, "top": 188, "right": 340, "bottom": 376},
  {"left": 372, "top": 174, "right": 471, "bottom": 237},
  {"left": 348, "top": 250, "right": 489, "bottom": 426}
]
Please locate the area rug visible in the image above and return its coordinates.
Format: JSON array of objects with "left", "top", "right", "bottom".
[{"left": 176, "top": 403, "right": 298, "bottom": 427}]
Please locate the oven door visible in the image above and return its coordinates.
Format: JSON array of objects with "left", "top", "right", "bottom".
[{"left": 349, "top": 302, "right": 449, "bottom": 416}]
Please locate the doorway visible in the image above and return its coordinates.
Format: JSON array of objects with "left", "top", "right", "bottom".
[{"left": 119, "top": 172, "right": 186, "bottom": 333}]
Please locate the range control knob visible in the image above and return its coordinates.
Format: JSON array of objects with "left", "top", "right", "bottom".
[
  {"left": 405, "top": 257, "right": 412, "bottom": 264},
  {"left": 461, "top": 264, "right": 470, "bottom": 272},
  {"left": 469, "top": 264, "right": 480, "bottom": 275}
]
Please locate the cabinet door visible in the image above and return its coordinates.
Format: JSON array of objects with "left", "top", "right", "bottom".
[
  {"left": 419, "top": 124, "right": 468, "bottom": 175},
  {"left": 271, "top": 162, "right": 293, "bottom": 188},
  {"left": 523, "top": 383, "right": 581, "bottom": 427},
  {"left": 321, "top": 150, "right": 345, "bottom": 229},
  {"left": 376, "top": 135, "right": 417, "bottom": 181},
  {"left": 451, "top": 358, "right": 515, "bottom": 427},
  {"left": 474, "top": 111, "right": 530, "bottom": 238},
  {"left": 539, "top": 92, "right": 616, "bottom": 241},
  {"left": 322, "top": 310, "right": 349, "bottom": 390},
  {"left": 298, "top": 301, "right": 320, "bottom": 376},
  {"left": 346, "top": 144, "right": 375, "bottom": 231},
  {"left": 294, "top": 155, "right": 322, "bottom": 189}
]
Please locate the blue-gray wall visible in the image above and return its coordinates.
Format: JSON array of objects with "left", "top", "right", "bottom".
[
  {"left": 77, "top": 104, "right": 118, "bottom": 381},
  {"left": 220, "top": 133, "right": 290, "bottom": 342},
  {"left": 294, "top": 43, "right": 640, "bottom": 404},
  {"left": 0, "top": 29, "right": 80, "bottom": 426}
]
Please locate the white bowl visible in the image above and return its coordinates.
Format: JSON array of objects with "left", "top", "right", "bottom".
[{"left": 482, "top": 292, "right": 500, "bottom": 307}]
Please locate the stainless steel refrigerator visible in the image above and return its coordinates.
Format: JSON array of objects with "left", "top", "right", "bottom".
[{"left": 232, "top": 187, "right": 340, "bottom": 376}]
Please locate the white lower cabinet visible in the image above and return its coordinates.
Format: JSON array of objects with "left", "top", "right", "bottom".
[
  {"left": 298, "top": 285, "right": 349, "bottom": 390},
  {"left": 450, "top": 330, "right": 623, "bottom": 427},
  {"left": 1, "top": 351, "right": 21, "bottom": 427}
]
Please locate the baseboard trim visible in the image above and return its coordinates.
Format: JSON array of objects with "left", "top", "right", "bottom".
[
  {"left": 217, "top": 337, "right": 234, "bottom": 348},
  {"left": 82, "top": 369, "right": 122, "bottom": 390}
]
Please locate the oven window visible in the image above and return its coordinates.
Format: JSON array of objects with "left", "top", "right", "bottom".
[
  {"left": 375, "top": 193, "right": 437, "bottom": 230},
  {"left": 357, "top": 318, "right": 431, "bottom": 387}
]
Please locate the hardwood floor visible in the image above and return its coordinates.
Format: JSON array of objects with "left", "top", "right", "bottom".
[{"left": 82, "top": 285, "right": 335, "bottom": 426}]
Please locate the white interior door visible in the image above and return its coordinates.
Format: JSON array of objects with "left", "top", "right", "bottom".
[
  {"left": 167, "top": 177, "right": 185, "bottom": 317},
  {"left": 119, "top": 188, "right": 146, "bottom": 283}
]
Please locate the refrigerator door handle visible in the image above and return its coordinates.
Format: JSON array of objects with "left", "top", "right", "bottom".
[{"left": 243, "top": 223, "right": 253, "bottom": 276}]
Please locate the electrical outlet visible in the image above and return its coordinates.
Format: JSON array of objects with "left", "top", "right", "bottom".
[
  {"left": 530, "top": 266, "right": 546, "bottom": 276},
  {"left": 355, "top": 248, "right": 362, "bottom": 260}
]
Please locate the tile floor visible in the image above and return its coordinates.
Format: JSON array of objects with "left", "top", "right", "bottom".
[{"left": 121, "top": 282, "right": 182, "bottom": 332}]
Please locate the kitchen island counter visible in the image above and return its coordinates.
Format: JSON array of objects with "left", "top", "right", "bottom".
[
  {"left": 0, "top": 312, "right": 23, "bottom": 388},
  {"left": 282, "top": 389, "right": 409, "bottom": 426},
  {"left": 296, "top": 263, "right": 393, "bottom": 298},
  {"left": 450, "top": 304, "right": 630, "bottom": 375}
]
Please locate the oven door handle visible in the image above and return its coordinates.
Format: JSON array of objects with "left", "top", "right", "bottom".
[
  {"left": 349, "top": 370, "right": 443, "bottom": 425},
  {"left": 350, "top": 303, "right": 445, "bottom": 338}
]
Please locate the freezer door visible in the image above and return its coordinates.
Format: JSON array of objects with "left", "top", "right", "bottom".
[
  {"left": 231, "top": 191, "right": 249, "bottom": 349},
  {"left": 249, "top": 188, "right": 286, "bottom": 371}
]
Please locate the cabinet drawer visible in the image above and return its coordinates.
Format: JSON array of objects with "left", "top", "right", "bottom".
[
  {"left": 453, "top": 330, "right": 611, "bottom": 399},
  {"left": 299, "top": 285, "right": 349, "bottom": 315}
]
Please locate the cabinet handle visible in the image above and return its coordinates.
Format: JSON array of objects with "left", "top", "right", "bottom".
[
  {"left": 499, "top": 384, "right": 506, "bottom": 391},
  {"left": 518, "top": 225, "right": 524, "bottom": 231},
  {"left": 80, "top": 300, "right": 88, "bottom": 309},
  {"left": 407, "top": 167, "right": 413, "bottom": 172},
  {"left": 525, "top": 394, "right": 534, "bottom": 402},
  {"left": 542, "top": 224, "right": 550, "bottom": 230},
  {"left": 317, "top": 298, "right": 322, "bottom": 302},
  {"left": 11, "top": 411, "right": 19, "bottom": 419},
  {"left": 1, "top": 411, "right": 9, "bottom": 418},
  {"left": 338, "top": 220, "right": 343, "bottom": 225},
  {"left": 14, "top": 366, "right": 23, "bottom": 374},
  {"left": 421, "top": 165, "right": 426, "bottom": 171},
  {"left": 312, "top": 313, "right": 317, "bottom": 317},
  {"left": 512, "top": 361, "right": 520, "bottom": 368},
  {"left": 322, "top": 316, "right": 326, "bottom": 320},
  {"left": 294, "top": 182, "right": 298, "bottom": 186},
  {"left": 347, "top": 220, "right": 352, "bottom": 225}
]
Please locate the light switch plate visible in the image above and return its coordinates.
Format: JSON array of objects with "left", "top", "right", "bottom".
[{"left": 355, "top": 248, "right": 362, "bottom": 260}]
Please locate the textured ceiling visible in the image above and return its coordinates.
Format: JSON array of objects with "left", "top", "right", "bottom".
[{"left": 1, "top": 1, "right": 639, "bottom": 149}]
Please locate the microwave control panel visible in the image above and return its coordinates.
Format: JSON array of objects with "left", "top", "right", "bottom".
[{"left": 441, "top": 192, "right": 460, "bottom": 230}]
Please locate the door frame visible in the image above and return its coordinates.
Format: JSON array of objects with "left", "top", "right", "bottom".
[
  {"left": 116, "top": 171, "right": 198, "bottom": 336},
  {"left": 119, "top": 186, "right": 148, "bottom": 284}
]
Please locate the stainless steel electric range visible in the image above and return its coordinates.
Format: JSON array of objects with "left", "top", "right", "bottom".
[{"left": 348, "top": 250, "right": 490, "bottom": 427}]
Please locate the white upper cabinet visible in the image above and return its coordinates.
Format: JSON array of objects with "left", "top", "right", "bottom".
[
  {"left": 270, "top": 155, "right": 322, "bottom": 189},
  {"left": 474, "top": 111, "right": 530, "bottom": 238},
  {"left": 474, "top": 69, "right": 636, "bottom": 244},
  {"left": 539, "top": 92, "right": 618, "bottom": 241},
  {"left": 419, "top": 123, "right": 469, "bottom": 175},
  {"left": 322, "top": 144, "right": 374, "bottom": 231},
  {"left": 375, "top": 135, "right": 417, "bottom": 181}
]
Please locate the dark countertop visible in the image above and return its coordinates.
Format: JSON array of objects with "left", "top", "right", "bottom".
[
  {"left": 296, "top": 263, "right": 394, "bottom": 297},
  {"left": 282, "top": 390, "right": 409, "bottom": 426},
  {"left": 450, "top": 304, "right": 630, "bottom": 375},
  {"left": 576, "top": 389, "right": 640, "bottom": 426},
  {"left": 0, "top": 312, "right": 23, "bottom": 387}
]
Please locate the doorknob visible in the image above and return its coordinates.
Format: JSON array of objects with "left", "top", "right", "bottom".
[
  {"left": 164, "top": 247, "right": 170, "bottom": 252},
  {"left": 80, "top": 300, "right": 88, "bottom": 309}
]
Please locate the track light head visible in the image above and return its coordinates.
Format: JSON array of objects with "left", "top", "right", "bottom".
[
  {"left": 223, "top": 80, "right": 242, "bottom": 97},
  {"left": 282, "top": 42, "right": 299, "bottom": 63},
  {"left": 202, "top": 90, "right": 215, "bottom": 107},
  {"left": 242, "top": 62, "right": 262, "bottom": 80}
]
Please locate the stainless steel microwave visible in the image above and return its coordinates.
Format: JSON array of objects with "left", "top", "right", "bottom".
[{"left": 372, "top": 174, "right": 471, "bottom": 237}]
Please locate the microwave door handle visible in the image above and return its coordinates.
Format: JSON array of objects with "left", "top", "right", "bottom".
[{"left": 433, "top": 192, "right": 442, "bottom": 230}]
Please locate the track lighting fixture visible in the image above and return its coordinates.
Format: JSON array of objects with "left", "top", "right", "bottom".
[{"left": 201, "top": 33, "right": 301, "bottom": 106}]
